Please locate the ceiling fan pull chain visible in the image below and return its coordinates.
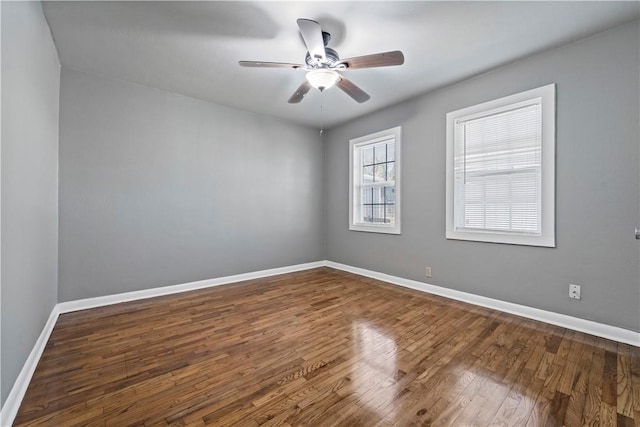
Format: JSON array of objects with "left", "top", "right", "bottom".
[{"left": 320, "top": 91, "right": 324, "bottom": 135}]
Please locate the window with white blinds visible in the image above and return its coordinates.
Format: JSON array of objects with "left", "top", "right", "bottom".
[{"left": 446, "top": 84, "right": 555, "bottom": 247}]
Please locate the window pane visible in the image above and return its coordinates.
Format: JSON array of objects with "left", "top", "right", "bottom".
[
  {"left": 387, "top": 162, "right": 395, "bottom": 181},
  {"left": 363, "top": 205, "right": 373, "bottom": 223},
  {"left": 362, "top": 146, "right": 374, "bottom": 166},
  {"left": 484, "top": 178, "right": 510, "bottom": 203},
  {"left": 485, "top": 204, "right": 510, "bottom": 230},
  {"left": 464, "top": 105, "right": 541, "bottom": 175},
  {"left": 385, "top": 205, "right": 395, "bottom": 224},
  {"left": 512, "top": 203, "right": 539, "bottom": 232},
  {"left": 372, "top": 205, "right": 384, "bottom": 223},
  {"left": 362, "top": 188, "right": 373, "bottom": 204},
  {"left": 464, "top": 204, "right": 484, "bottom": 229},
  {"left": 463, "top": 180, "right": 484, "bottom": 203},
  {"left": 374, "top": 164, "right": 386, "bottom": 182},
  {"left": 374, "top": 145, "right": 386, "bottom": 164},
  {"left": 511, "top": 172, "right": 540, "bottom": 203},
  {"left": 372, "top": 187, "right": 384, "bottom": 204},
  {"left": 457, "top": 101, "right": 542, "bottom": 235},
  {"left": 387, "top": 142, "right": 395, "bottom": 162},
  {"left": 384, "top": 187, "right": 395, "bottom": 204},
  {"left": 363, "top": 166, "right": 374, "bottom": 184}
]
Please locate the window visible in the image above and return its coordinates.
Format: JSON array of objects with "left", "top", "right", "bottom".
[
  {"left": 349, "top": 126, "right": 401, "bottom": 234},
  {"left": 446, "top": 84, "right": 555, "bottom": 247}
]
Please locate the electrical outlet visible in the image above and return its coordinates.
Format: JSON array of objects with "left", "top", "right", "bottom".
[
  {"left": 425, "top": 267, "right": 432, "bottom": 278},
  {"left": 569, "top": 284, "right": 581, "bottom": 300}
]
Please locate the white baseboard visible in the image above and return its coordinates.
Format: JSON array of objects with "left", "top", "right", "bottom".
[
  {"left": 57, "top": 261, "right": 325, "bottom": 314},
  {"left": 3, "top": 259, "right": 638, "bottom": 426},
  {"left": 0, "top": 305, "right": 60, "bottom": 427},
  {"left": 326, "top": 261, "right": 640, "bottom": 347}
]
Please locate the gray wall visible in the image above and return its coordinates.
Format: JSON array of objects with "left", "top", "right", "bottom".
[
  {"left": 325, "top": 21, "right": 640, "bottom": 332},
  {"left": 1, "top": 2, "right": 60, "bottom": 406},
  {"left": 58, "top": 69, "right": 324, "bottom": 302}
]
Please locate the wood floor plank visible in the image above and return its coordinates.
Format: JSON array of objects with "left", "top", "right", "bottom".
[
  {"left": 564, "top": 334, "right": 596, "bottom": 426},
  {"left": 617, "top": 343, "right": 635, "bottom": 418},
  {"left": 582, "top": 342, "right": 606, "bottom": 426},
  {"left": 13, "top": 267, "right": 640, "bottom": 426}
]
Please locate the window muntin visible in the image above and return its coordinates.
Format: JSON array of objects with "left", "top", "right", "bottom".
[
  {"left": 446, "top": 85, "right": 555, "bottom": 247},
  {"left": 349, "top": 127, "right": 401, "bottom": 234}
]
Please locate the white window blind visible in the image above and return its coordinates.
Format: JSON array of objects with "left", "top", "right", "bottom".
[
  {"left": 454, "top": 101, "right": 542, "bottom": 235},
  {"left": 446, "top": 84, "right": 555, "bottom": 247}
]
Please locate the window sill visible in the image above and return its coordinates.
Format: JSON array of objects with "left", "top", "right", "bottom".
[
  {"left": 350, "top": 223, "right": 401, "bottom": 235},
  {"left": 446, "top": 229, "right": 554, "bottom": 247}
]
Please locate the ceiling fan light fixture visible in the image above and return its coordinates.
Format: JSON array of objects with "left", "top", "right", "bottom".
[{"left": 305, "top": 69, "right": 339, "bottom": 91}]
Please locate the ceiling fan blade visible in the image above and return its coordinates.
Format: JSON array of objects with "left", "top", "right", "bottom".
[
  {"left": 336, "top": 75, "right": 371, "bottom": 103},
  {"left": 297, "top": 18, "right": 326, "bottom": 61},
  {"left": 288, "top": 80, "right": 313, "bottom": 103},
  {"left": 239, "top": 61, "right": 304, "bottom": 69},
  {"left": 337, "top": 50, "right": 405, "bottom": 69}
]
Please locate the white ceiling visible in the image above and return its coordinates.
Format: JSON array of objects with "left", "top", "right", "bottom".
[{"left": 42, "top": 1, "right": 639, "bottom": 129}]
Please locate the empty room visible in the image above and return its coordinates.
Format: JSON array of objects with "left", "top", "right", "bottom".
[{"left": 2, "top": 1, "right": 639, "bottom": 426}]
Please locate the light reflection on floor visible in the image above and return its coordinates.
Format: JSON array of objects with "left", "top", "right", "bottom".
[
  {"left": 440, "top": 357, "right": 538, "bottom": 424},
  {"left": 352, "top": 320, "right": 399, "bottom": 420},
  {"left": 349, "top": 321, "right": 542, "bottom": 424}
]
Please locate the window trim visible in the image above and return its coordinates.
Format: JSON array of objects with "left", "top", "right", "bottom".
[
  {"left": 445, "top": 84, "right": 556, "bottom": 247},
  {"left": 349, "top": 126, "right": 402, "bottom": 234}
]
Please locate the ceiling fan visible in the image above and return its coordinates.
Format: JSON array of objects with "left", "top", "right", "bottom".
[{"left": 239, "top": 18, "right": 404, "bottom": 104}]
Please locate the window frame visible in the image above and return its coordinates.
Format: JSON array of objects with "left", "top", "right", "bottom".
[
  {"left": 349, "top": 126, "right": 402, "bottom": 234},
  {"left": 445, "top": 84, "right": 556, "bottom": 247}
]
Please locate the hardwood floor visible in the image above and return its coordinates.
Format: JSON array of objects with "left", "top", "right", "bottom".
[{"left": 14, "top": 268, "right": 640, "bottom": 426}]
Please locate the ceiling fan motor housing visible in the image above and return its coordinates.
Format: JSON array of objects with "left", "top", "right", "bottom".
[{"left": 305, "top": 47, "right": 341, "bottom": 68}]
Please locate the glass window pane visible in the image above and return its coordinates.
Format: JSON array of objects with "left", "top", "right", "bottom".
[
  {"left": 362, "top": 188, "right": 373, "bottom": 204},
  {"left": 387, "top": 162, "right": 395, "bottom": 181},
  {"left": 374, "top": 145, "right": 386, "bottom": 164},
  {"left": 362, "top": 146, "right": 374, "bottom": 166},
  {"left": 464, "top": 204, "right": 484, "bottom": 228},
  {"left": 511, "top": 203, "right": 539, "bottom": 232},
  {"left": 454, "top": 98, "right": 545, "bottom": 238},
  {"left": 372, "top": 205, "right": 384, "bottom": 223},
  {"left": 373, "top": 187, "right": 384, "bottom": 204},
  {"left": 363, "top": 166, "right": 374, "bottom": 184},
  {"left": 363, "top": 205, "right": 373, "bottom": 223},
  {"left": 387, "top": 142, "right": 395, "bottom": 162},
  {"left": 374, "top": 164, "right": 386, "bottom": 182},
  {"left": 385, "top": 205, "right": 395, "bottom": 224},
  {"left": 486, "top": 204, "right": 510, "bottom": 230},
  {"left": 384, "top": 187, "right": 395, "bottom": 204}
]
